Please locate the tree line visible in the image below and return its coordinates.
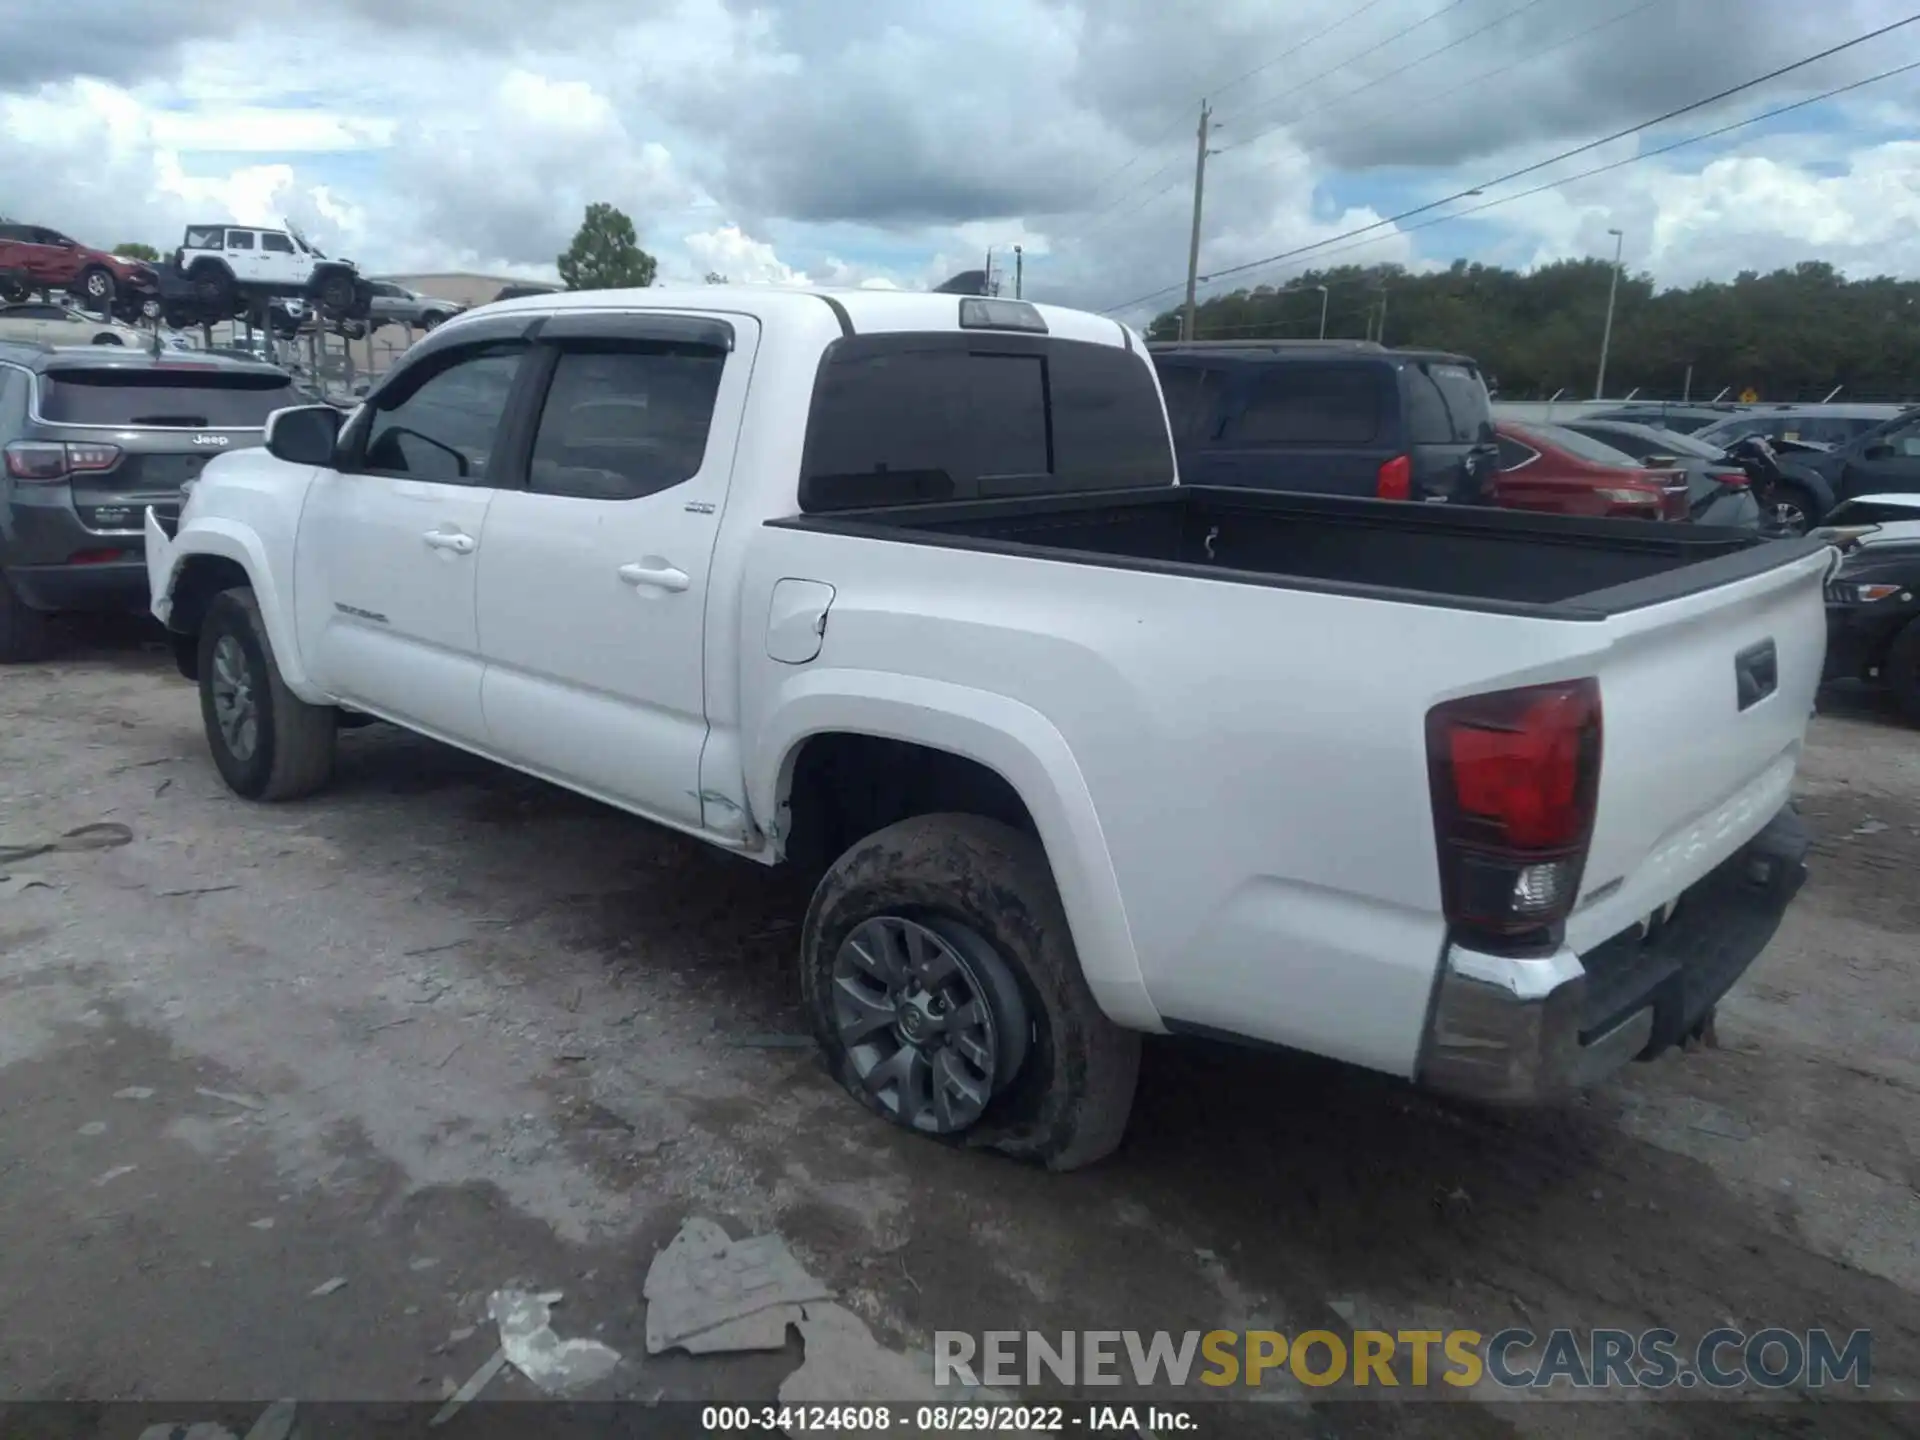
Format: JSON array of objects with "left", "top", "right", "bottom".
[{"left": 1148, "top": 259, "right": 1920, "bottom": 402}]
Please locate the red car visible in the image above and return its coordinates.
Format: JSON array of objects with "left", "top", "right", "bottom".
[
  {"left": 0, "top": 221, "right": 158, "bottom": 312},
  {"left": 1494, "top": 419, "right": 1690, "bottom": 521}
]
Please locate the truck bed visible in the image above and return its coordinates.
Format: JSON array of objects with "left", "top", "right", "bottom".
[{"left": 773, "top": 485, "right": 1827, "bottom": 620}]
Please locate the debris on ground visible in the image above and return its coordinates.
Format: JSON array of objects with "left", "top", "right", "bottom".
[
  {"left": 113, "top": 1087, "right": 154, "bottom": 1101},
  {"left": 242, "top": 1399, "right": 297, "bottom": 1440},
  {"left": 644, "top": 1217, "right": 832, "bottom": 1355},
  {"left": 0, "top": 821, "right": 133, "bottom": 866},
  {"left": 0, "top": 872, "right": 53, "bottom": 899},
  {"left": 429, "top": 1347, "right": 508, "bottom": 1428},
  {"left": 92, "top": 1165, "right": 137, "bottom": 1187},
  {"left": 777, "top": 1301, "right": 940, "bottom": 1410},
  {"left": 487, "top": 1288, "right": 621, "bottom": 1392},
  {"left": 729, "top": 1033, "right": 815, "bottom": 1050},
  {"left": 195, "top": 1088, "right": 265, "bottom": 1112},
  {"left": 310, "top": 1277, "right": 348, "bottom": 1297},
  {"left": 1853, "top": 819, "right": 1890, "bottom": 836}
]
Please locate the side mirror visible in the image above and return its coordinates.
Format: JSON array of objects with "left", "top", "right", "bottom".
[
  {"left": 1863, "top": 443, "right": 1897, "bottom": 461},
  {"left": 265, "top": 404, "right": 342, "bottom": 466}
]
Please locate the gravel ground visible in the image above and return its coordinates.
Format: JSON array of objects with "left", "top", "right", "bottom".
[{"left": 1, "top": 624, "right": 1916, "bottom": 1438}]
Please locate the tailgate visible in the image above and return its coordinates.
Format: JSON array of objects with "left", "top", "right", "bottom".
[{"left": 1564, "top": 544, "right": 1833, "bottom": 954}]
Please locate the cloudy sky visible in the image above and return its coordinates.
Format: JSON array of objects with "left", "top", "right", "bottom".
[{"left": 3, "top": 0, "right": 1918, "bottom": 326}]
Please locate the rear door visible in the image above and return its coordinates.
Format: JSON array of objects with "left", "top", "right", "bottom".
[
  {"left": 474, "top": 311, "right": 750, "bottom": 828},
  {"left": 223, "top": 229, "right": 264, "bottom": 285},
  {"left": 32, "top": 362, "right": 297, "bottom": 531},
  {"left": 1208, "top": 361, "right": 1391, "bottom": 496},
  {"left": 1403, "top": 358, "right": 1498, "bottom": 504}
]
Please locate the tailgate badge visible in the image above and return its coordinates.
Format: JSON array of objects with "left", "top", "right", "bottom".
[
  {"left": 1734, "top": 639, "right": 1778, "bottom": 711},
  {"left": 192, "top": 434, "right": 229, "bottom": 447}
]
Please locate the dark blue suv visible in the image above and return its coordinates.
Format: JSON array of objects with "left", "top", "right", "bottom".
[{"left": 1149, "top": 340, "right": 1499, "bottom": 505}]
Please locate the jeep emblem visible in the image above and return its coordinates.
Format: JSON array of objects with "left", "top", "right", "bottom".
[{"left": 192, "top": 434, "right": 230, "bottom": 447}]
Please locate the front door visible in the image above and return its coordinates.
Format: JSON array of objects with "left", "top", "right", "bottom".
[
  {"left": 291, "top": 337, "right": 531, "bottom": 743},
  {"left": 475, "top": 312, "right": 754, "bottom": 829},
  {"left": 1842, "top": 417, "right": 1920, "bottom": 499}
]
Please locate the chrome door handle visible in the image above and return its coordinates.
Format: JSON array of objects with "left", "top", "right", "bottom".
[
  {"left": 423, "top": 529, "right": 476, "bottom": 554},
  {"left": 618, "top": 561, "right": 690, "bottom": 592}
]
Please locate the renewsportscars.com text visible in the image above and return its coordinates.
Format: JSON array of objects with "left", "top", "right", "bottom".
[{"left": 934, "top": 1327, "right": 1873, "bottom": 1392}]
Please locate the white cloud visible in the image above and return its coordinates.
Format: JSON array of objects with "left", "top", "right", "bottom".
[{"left": 2, "top": 0, "right": 1917, "bottom": 325}]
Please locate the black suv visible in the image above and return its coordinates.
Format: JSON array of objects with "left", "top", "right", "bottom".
[
  {"left": 0, "top": 343, "right": 298, "bottom": 660},
  {"left": 1148, "top": 339, "right": 1498, "bottom": 504}
]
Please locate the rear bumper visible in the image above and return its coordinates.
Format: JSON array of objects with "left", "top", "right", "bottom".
[
  {"left": 1419, "top": 805, "right": 1808, "bottom": 1103},
  {"left": 4, "top": 560, "right": 150, "bottom": 614}
]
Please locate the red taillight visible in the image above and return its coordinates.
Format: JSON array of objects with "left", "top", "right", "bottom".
[
  {"left": 66, "top": 548, "right": 129, "bottom": 566},
  {"left": 1710, "top": 470, "right": 1749, "bottom": 488},
  {"left": 3, "top": 440, "right": 120, "bottom": 482},
  {"left": 1376, "top": 454, "right": 1411, "bottom": 501},
  {"left": 1427, "top": 679, "right": 1603, "bottom": 945}
]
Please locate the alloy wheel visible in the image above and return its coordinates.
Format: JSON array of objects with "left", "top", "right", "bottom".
[
  {"left": 210, "top": 634, "right": 260, "bottom": 763},
  {"left": 829, "top": 914, "right": 1029, "bottom": 1134}
]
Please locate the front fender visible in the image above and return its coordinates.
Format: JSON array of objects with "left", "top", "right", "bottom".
[
  {"left": 1776, "top": 462, "right": 1837, "bottom": 516},
  {"left": 749, "top": 667, "right": 1161, "bottom": 1033},
  {"left": 147, "top": 510, "right": 321, "bottom": 701}
]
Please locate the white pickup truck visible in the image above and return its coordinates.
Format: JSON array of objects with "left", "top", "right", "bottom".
[{"left": 146, "top": 288, "right": 1833, "bottom": 1169}]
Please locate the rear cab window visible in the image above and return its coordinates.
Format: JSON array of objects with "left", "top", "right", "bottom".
[
  {"left": 36, "top": 366, "right": 300, "bottom": 428},
  {"left": 800, "top": 334, "right": 1172, "bottom": 511}
]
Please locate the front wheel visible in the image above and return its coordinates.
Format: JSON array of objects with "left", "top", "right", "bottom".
[
  {"left": 316, "top": 272, "right": 356, "bottom": 314},
  {"left": 78, "top": 267, "right": 115, "bottom": 309},
  {"left": 802, "top": 813, "right": 1140, "bottom": 1170},
  {"left": 1886, "top": 617, "right": 1920, "bottom": 727},
  {"left": 1761, "top": 482, "right": 1819, "bottom": 537},
  {"left": 197, "top": 588, "right": 337, "bottom": 800}
]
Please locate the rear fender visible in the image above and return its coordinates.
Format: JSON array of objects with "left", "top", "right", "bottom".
[{"left": 751, "top": 668, "right": 1161, "bottom": 1033}]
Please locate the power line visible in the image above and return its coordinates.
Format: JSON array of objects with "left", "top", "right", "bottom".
[
  {"left": 1137, "top": 52, "right": 1920, "bottom": 318},
  {"left": 1100, "top": 13, "right": 1920, "bottom": 314},
  {"left": 1065, "top": 0, "right": 1488, "bottom": 246},
  {"left": 1214, "top": 0, "right": 1477, "bottom": 133},
  {"left": 1066, "top": 0, "right": 1628, "bottom": 250},
  {"left": 1067, "top": 0, "right": 1410, "bottom": 222},
  {"left": 1218, "top": 0, "right": 1558, "bottom": 153}
]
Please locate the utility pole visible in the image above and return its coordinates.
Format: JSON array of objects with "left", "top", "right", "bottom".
[
  {"left": 1376, "top": 286, "right": 1389, "bottom": 345},
  {"left": 1595, "top": 226, "right": 1623, "bottom": 399},
  {"left": 1014, "top": 245, "right": 1023, "bottom": 299},
  {"left": 1314, "top": 284, "right": 1329, "bottom": 340},
  {"left": 1181, "top": 100, "right": 1214, "bottom": 341},
  {"left": 984, "top": 247, "right": 996, "bottom": 297}
]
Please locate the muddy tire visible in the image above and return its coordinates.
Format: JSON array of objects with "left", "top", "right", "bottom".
[
  {"left": 0, "top": 571, "right": 53, "bottom": 664},
  {"left": 802, "top": 813, "right": 1140, "bottom": 1170},
  {"left": 1887, "top": 617, "right": 1920, "bottom": 727},
  {"left": 197, "top": 588, "right": 336, "bottom": 801}
]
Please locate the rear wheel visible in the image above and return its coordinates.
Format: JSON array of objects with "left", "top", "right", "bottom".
[
  {"left": 1886, "top": 617, "right": 1920, "bottom": 727},
  {"left": 197, "top": 588, "right": 336, "bottom": 800},
  {"left": 0, "top": 571, "right": 53, "bottom": 664},
  {"left": 802, "top": 813, "right": 1140, "bottom": 1170},
  {"left": 90, "top": 332, "right": 124, "bottom": 346}
]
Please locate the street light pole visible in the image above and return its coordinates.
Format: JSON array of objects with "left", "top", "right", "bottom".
[
  {"left": 1315, "top": 284, "right": 1329, "bottom": 339},
  {"left": 1595, "top": 226, "right": 1623, "bottom": 400}
]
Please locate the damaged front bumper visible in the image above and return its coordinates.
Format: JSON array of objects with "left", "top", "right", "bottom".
[{"left": 1419, "top": 806, "right": 1809, "bottom": 1104}]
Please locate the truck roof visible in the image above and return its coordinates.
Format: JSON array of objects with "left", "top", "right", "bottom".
[{"left": 467, "top": 285, "right": 1142, "bottom": 349}]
